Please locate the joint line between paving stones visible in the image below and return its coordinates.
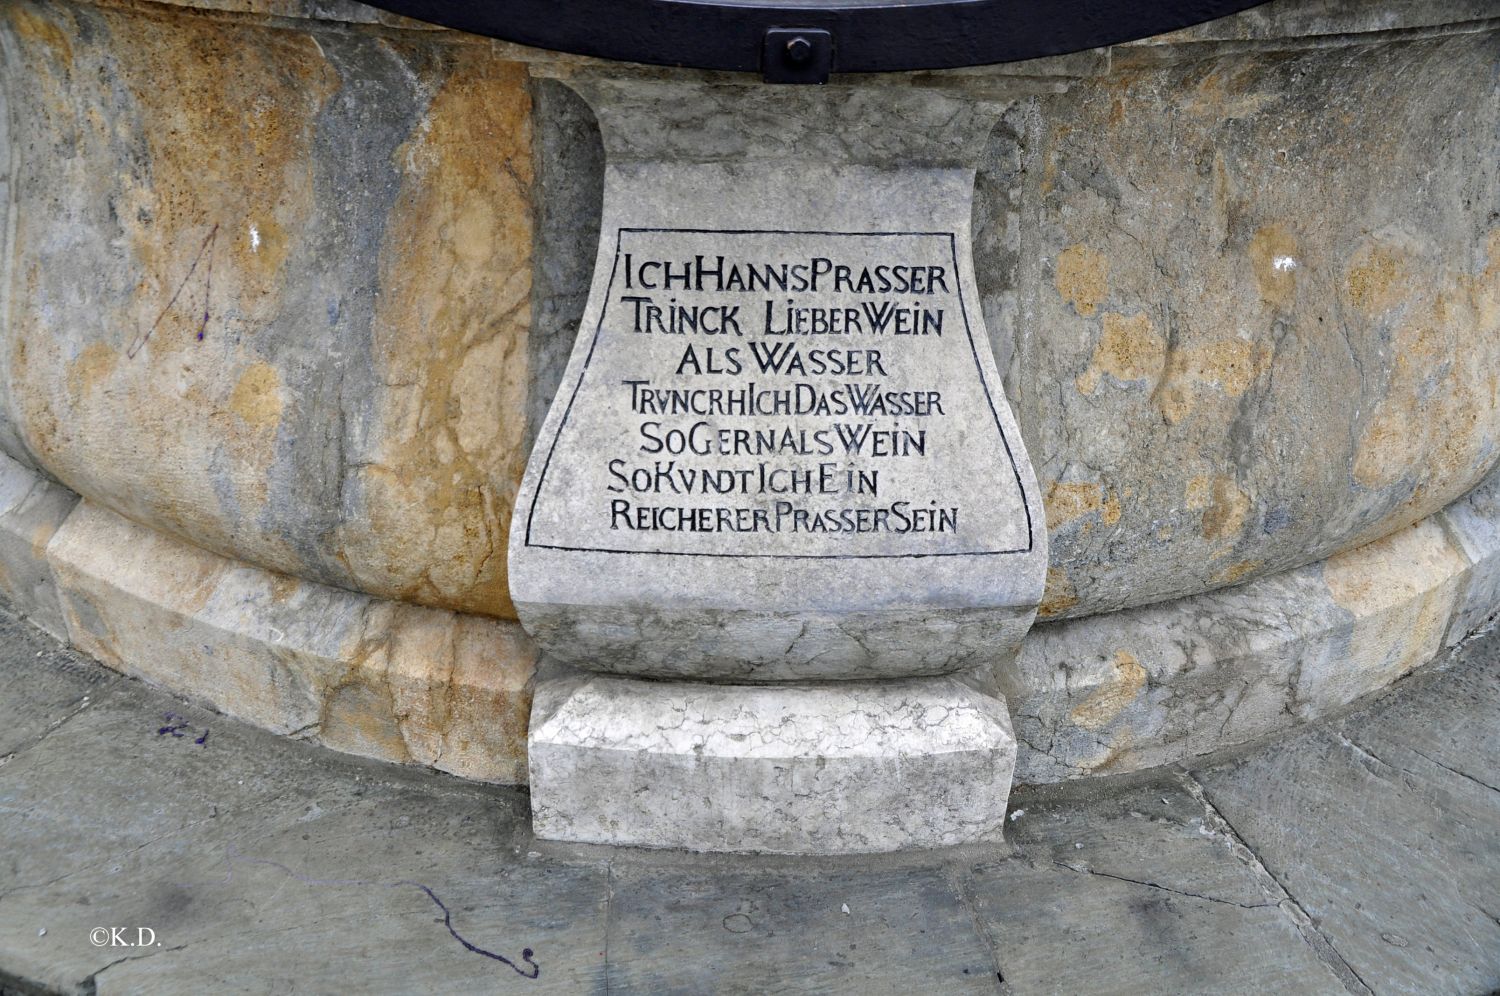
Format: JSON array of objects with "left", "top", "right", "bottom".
[
  {"left": 0, "top": 687, "right": 109, "bottom": 771},
  {"left": 1336, "top": 729, "right": 1500, "bottom": 824},
  {"left": 1401, "top": 744, "right": 1500, "bottom": 795},
  {"left": 83, "top": 944, "right": 189, "bottom": 995},
  {"left": 1174, "top": 768, "right": 1375, "bottom": 996},
  {"left": 941, "top": 864, "right": 1007, "bottom": 991},
  {"left": 1333, "top": 731, "right": 1461, "bottom": 794},
  {"left": 603, "top": 860, "right": 614, "bottom": 995},
  {"left": 1047, "top": 861, "right": 1275, "bottom": 911}
]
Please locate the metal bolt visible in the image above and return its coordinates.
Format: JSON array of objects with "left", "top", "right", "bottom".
[{"left": 784, "top": 36, "right": 813, "bottom": 66}]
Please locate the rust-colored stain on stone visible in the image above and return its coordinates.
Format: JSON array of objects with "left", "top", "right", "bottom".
[
  {"left": 1323, "top": 519, "right": 1467, "bottom": 616},
  {"left": 320, "top": 680, "right": 416, "bottom": 765},
  {"left": 1183, "top": 64, "right": 1279, "bottom": 121},
  {"left": 346, "top": 53, "right": 533, "bottom": 619},
  {"left": 1211, "top": 559, "right": 1263, "bottom": 586},
  {"left": 66, "top": 343, "right": 117, "bottom": 398},
  {"left": 1186, "top": 474, "right": 1251, "bottom": 543},
  {"left": 1076, "top": 311, "right": 1164, "bottom": 395},
  {"left": 1045, "top": 481, "right": 1120, "bottom": 533},
  {"left": 314, "top": 601, "right": 535, "bottom": 780},
  {"left": 1351, "top": 233, "right": 1500, "bottom": 496},
  {"left": 1054, "top": 244, "right": 1109, "bottom": 317},
  {"left": 1155, "top": 339, "right": 1271, "bottom": 425},
  {"left": 1322, "top": 519, "right": 1469, "bottom": 685},
  {"left": 9, "top": 5, "right": 71, "bottom": 64},
  {"left": 1070, "top": 650, "right": 1147, "bottom": 731},
  {"left": 267, "top": 571, "right": 299, "bottom": 603},
  {"left": 1038, "top": 566, "right": 1080, "bottom": 618},
  {"left": 1347, "top": 241, "right": 1410, "bottom": 316},
  {"left": 228, "top": 362, "right": 283, "bottom": 430},
  {"left": 1085, "top": 731, "right": 1138, "bottom": 775}
]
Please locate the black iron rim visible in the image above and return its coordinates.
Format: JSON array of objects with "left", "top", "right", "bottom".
[{"left": 360, "top": 0, "right": 1273, "bottom": 75}]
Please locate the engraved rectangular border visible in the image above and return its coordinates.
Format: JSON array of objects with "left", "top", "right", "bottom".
[{"left": 524, "top": 227, "right": 1035, "bottom": 560}]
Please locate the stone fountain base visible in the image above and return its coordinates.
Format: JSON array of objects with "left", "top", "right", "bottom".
[{"left": 4, "top": 448, "right": 1497, "bottom": 821}]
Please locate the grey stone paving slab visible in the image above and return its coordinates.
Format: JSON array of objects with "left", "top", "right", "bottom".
[
  {"left": 1003, "top": 772, "right": 1272, "bottom": 908},
  {"left": 1340, "top": 626, "right": 1500, "bottom": 794},
  {"left": 966, "top": 773, "right": 1345, "bottom": 995},
  {"left": 1, "top": 599, "right": 1498, "bottom": 994},
  {"left": 1193, "top": 632, "right": 1500, "bottom": 995},
  {"left": 0, "top": 607, "right": 119, "bottom": 759},
  {"left": 0, "top": 606, "right": 602, "bottom": 994},
  {"left": 598, "top": 860, "right": 998, "bottom": 995},
  {"left": 964, "top": 856, "right": 1342, "bottom": 996},
  {"left": 94, "top": 854, "right": 608, "bottom": 996}
]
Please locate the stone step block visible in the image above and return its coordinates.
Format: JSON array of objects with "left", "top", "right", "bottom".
[
  {"left": 529, "top": 670, "right": 1015, "bottom": 854},
  {"left": 43, "top": 499, "right": 535, "bottom": 782},
  {"left": 1006, "top": 506, "right": 1491, "bottom": 783}
]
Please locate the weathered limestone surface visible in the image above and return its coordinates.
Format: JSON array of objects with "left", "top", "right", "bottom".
[
  {"left": 0, "top": 0, "right": 1496, "bottom": 796},
  {"left": 991, "top": 27, "right": 1500, "bottom": 621},
  {"left": 0, "top": 405, "right": 1493, "bottom": 790},
  {"left": 1, "top": 0, "right": 535, "bottom": 619},
  {"left": 0, "top": 371, "right": 1492, "bottom": 794},
  {"left": 45, "top": 500, "right": 535, "bottom": 782},
  {"left": 0, "top": 443, "right": 1487, "bottom": 793},
  {"left": 529, "top": 670, "right": 1016, "bottom": 853},
  {"left": 1005, "top": 483, "right": 1500, "bottom": 782},
  {"left": 0, "top": 0, "right": 1494, "bottom": 630}
]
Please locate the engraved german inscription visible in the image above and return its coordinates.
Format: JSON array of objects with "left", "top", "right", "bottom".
[{"left": 525, "top": 228, "right": 1032, "bottom": 559}]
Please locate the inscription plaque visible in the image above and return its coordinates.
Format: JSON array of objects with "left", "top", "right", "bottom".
[
  {"left": 525, "top": 228, "right": 1032, "bottom": 560},
  {"left": 509, "top": 89, "right": 1046, "bottom": 683}
]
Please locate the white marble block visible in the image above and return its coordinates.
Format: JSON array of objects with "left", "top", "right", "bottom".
[{"left": 529, "top": 669, "right": 1016, "bottom": 854}]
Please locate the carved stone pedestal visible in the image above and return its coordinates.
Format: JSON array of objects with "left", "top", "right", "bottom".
[{"left": 510, "top": 77, "right": 1046, "bottom": 852}]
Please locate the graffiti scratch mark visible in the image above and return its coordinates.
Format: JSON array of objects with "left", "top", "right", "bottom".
[
  {"left": 127, "top": 223, "right": 220, "bottom": 358},
  {"left": 218, "top": 848, "right": 539, "bottom": 978}
]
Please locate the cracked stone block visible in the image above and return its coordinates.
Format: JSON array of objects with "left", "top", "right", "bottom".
[
  {"left": 1005, "top": 514, "right": 1476, "bottom": 783},
  {"left": 529, "top": 670, "right": 1016, "bottom": 854},
  {"left": 0, "top": 451, "right": 78, "bottom": 640},
  {"left": 45, "top": 500, "right": 535, "bottom": 782}
]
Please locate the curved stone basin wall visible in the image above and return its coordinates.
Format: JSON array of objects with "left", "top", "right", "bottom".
[{"left": 1, "top": 0, "right": 1497, "bottom": 784}]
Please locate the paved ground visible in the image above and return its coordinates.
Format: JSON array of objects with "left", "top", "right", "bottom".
[{"left": 0, "top": 601, "right": 1496, "bottom": 996}]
